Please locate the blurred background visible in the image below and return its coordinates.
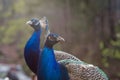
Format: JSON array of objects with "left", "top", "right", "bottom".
[{"left": 0, "top": 0, "right": 120, "bottom": 80}]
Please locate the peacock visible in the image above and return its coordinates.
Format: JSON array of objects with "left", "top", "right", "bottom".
[
  {"left": 24, "top": 18, "right": 42, "bottom": 74},
  {"left": 37, "top": 33, "right": 69, "bottom": 80},
  {"left": 24, "top": 17, "right": 81, "bottom": 74},
  {"left": 37, "top": 33, "right": 108, "bottom": 80}
]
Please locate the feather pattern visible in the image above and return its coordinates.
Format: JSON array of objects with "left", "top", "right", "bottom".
[
  {"left": 54, "top": 50, "right": 81, "bottom": 62},
  {"left": 59, "top": 59, "right": 108, "bottom": 80}
]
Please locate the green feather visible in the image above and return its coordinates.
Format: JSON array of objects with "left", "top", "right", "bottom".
[{"left": 96, "top": 67, "right": 109, "bottom": 80}]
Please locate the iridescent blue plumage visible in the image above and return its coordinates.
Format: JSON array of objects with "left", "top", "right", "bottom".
[
  {"left": 37, "top": 33, "right": 69, "bottom": 80},
  {"left": 24, "top": 18, "right": 41, "bottom": 74}
]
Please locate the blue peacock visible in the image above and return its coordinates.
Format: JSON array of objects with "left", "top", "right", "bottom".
[
  {"left": 37, "top": 33, "right": 70, "bottom": 80},
  {"left": 24, "top": 17, "right": 108, "bottom": 80},
  {"left": 24, "top": 18, "right": 41, "bottom": 74}
]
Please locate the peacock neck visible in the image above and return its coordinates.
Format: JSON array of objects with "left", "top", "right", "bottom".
[
  {"left": 38, "top": 46, "right": 62, "bottom": 80},
  {"left": 26, "top": 30, "right": 41, "bottom": 50},
  {"left": 24, "top": 29, "right": 41, "bottom": 74},
  {"left": 24, "top": 29, "right": 41, "bottom": 55},
  {"left": 40, "top": 46, "right": 57, "bottom": 64},
  {"left": 30, "top": 30, "right": 41, "bottom": 42}
]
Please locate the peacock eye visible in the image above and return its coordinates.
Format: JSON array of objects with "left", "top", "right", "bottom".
[
  {"left": 48, "top": 36, "right": 55, "bottom": 41},
  {"left": 48, "top": 36, "right": 52, "bottom": 40}
]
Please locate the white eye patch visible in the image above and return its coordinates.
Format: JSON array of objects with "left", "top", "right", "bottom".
[{"left": 35, "top": 21, "right": 40, "bottom": 26}]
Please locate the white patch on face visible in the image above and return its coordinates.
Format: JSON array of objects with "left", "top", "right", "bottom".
[{"left": 35, "top": 21, "right": 40, "bottom": 26}]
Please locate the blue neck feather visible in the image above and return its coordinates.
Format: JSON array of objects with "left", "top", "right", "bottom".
[
  {"left": 37, "top": 46, "right": 69, "bottom": 80},
  {"left": 24, "top": 30, "right": 41, "bottom": 74}
]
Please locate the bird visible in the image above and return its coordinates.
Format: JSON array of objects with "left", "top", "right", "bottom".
[
  {"left": 24, "top": 17, "right": 82, "bottom": 74},
  {"left": 24, "top": 18, "right": 42, "bottom": 74},
  {"left": 37, "top": 33, "right": 108, "bottom": 80},
  {"left": 37, "top": 33, "right": 70, "bottom": 80}
]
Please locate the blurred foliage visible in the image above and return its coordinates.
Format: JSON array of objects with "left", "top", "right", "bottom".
[
  {"left": 100, "top": 40, "right": 120, "bottom": 67},
  {"left": 0, "top": 18, "right": 27, "bottom": 45},
  {"left": 13, "top": 0, "right": 26, "bottom": 14},
  {"left": 100, "top": 40, "right": 120, "bottom": 59}
]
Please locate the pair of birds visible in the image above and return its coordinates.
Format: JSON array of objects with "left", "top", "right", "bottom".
[{"left": 24, "top": 17, "right": 108, "bottom": 80}]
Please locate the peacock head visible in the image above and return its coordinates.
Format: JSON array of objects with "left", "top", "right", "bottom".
[
  {"left": 45, "top": 33, "right": 65, "bottom": 48},
  {"left": 26, "top": 18, "right": 41, "bottom": 31}
]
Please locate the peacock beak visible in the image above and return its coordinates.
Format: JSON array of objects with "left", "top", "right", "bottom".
[
  {"left": 26, "top": 20, "right": 33, "bottom": 25},
  {"left": 57, "top": 36, "right": 65, "bottom": 42}
]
